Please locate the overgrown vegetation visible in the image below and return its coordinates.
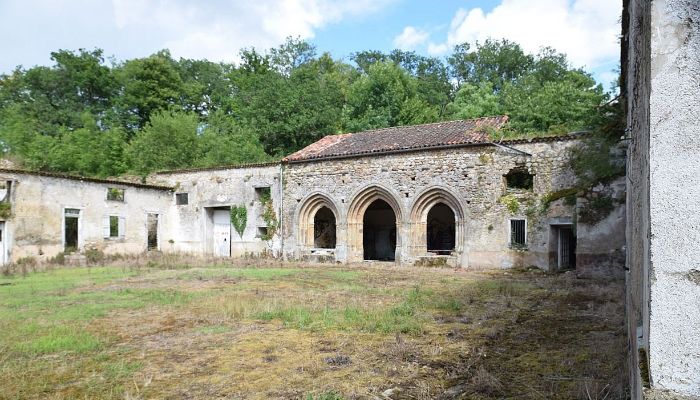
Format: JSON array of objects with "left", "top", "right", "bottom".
[
  {"left": 0, "top": 202, "right": 11, "bottom": 219},
  {"left": 0, "top": 38, "right": 609, "bottom": 177},
  {"left": 0, "top": 260, "right": 628, "bottom": 399},
  {"left": 229, "top": 205, "right": 247, "bottom": 237},
  {"left": 258, "top": 188, "right": 278, "bottom": 241}
]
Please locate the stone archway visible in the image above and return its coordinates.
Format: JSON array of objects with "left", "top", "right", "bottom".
[
  {"left": 314, "top": 206, "right": 337, "bottom": 248},
  {"left": 347, "top": 185, "right": 403, "bottom": 263},
  {"left": 427, "top": 203, "right": 456, "bottom": 255},
  {"left": 409, "top": 187, "right": 465, "bottom": 257},
  {"left": 297, "top": 193, "right": 340, "bottom": 251}
]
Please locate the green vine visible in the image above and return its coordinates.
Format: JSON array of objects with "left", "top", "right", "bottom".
[
  {"left": 230, "top": 205, "right": 247, "bottom": 238},
  {"left": 257, "top": 188, "right": 278, "bottom": 241},
  {"left": 499, "top": 194, "right": 520, "bottom": 214}
]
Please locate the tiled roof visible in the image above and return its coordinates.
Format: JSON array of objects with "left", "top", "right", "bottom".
[{"left": 283, "top": 116, "right": 509, "bottom": 162}]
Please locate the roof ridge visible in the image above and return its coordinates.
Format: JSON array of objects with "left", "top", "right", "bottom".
[{"left": 346, "top": 115, "right": 507, "bottom": 136}]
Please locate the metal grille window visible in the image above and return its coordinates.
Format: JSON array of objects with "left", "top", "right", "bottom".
[{"left": 510, "top": 219, "right": 527, "bottom": 247}]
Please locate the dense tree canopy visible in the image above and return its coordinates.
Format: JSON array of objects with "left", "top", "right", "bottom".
[{"left": 0, "top": 37, "right": 611, "bottom": 177}]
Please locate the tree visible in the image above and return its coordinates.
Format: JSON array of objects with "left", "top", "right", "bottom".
[
  {"left": 269, "top": 37, "right": 317, "bottom": 76},
  {"left": 447, "top": 82, "right": 501, "bottom": 120},
  {"left": 196, "top": 110, "right": 269, "bottom": 167},
  {"left": 231, "top": 46, "right": 349, "bottom": 155},
  {"left": 113, "top": 51, "right": 183, "bottom": 133},
  {"left": 448, "top": 39, "right": 534, "bottom": 90},
  {"left": 126, "top": 109, "right": 199, "bottom": 174},
  {"left": 502, "top": 69, "right": 606, "bottom": 134},
  {"left": 344, "top": 61, "right": 438, "bottom": 132},
  {"left": 176, "top": 58, "right": 231, "bottom": 117}
]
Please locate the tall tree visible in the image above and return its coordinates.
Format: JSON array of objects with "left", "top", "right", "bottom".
[
  {"left": 125, "top": 109, "right": 199, "bottom": 174},
  {"left": 344, "top": 61, "right": 438, "bottom": 132},
  {"left": 448, "top": 39, "right": 534, "bottom": 90},
  {"left": 196, "top": 109, "right": 269, "bottom": 167},
  {"left": 113, "top": 50, "right": 183, "bottom": 133}
]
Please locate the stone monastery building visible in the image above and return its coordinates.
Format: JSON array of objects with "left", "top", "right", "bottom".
[{"left": 0, "top": 116, "right": 624, "bottom": 276}]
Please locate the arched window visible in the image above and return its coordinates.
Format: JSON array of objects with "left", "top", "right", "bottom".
[
  {"left": 313, "top": 206, "right": 336, "bottom": 248},
  {"left": 426, "top": 203, "right": 456, "bottom": 255}
]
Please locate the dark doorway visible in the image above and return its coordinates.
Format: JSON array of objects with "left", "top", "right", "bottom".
[
  {"left": 64, "top": 209, "right": 79, "bottom": 252},
  {"left": 363, "top": 199, "right": 397, "bottom": 261},
  {"left": 314, "top": 206, "right": 336, "bottom": 248},
  {"left": 147, "top": 213, "right": 159, "bottom": 251},
  {"left": 555, "top": 225, "right": 576, "bottom": 270},
  {"left": 427, "top": 203, "right": 456, "bottom": 255}
]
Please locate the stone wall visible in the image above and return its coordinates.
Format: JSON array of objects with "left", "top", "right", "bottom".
[
  {"left": 152, "top": 164, "right": 283, "bottom": 257},
  {"left": 281, "top": 138, "right": 608, "bottom": 271},
  {"left": 576, "top": 177, "right": 627, "bottom": 278},
  {"left": 0, "top": 171, "right": 172, "bottom": 262}
]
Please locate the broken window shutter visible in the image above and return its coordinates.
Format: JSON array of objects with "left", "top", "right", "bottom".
[
  {"left": 118, "top": 217, "right": 126, "bottom": 238},
  {"left": 102, "top": 216, "right": 110, "bottom": 238}
]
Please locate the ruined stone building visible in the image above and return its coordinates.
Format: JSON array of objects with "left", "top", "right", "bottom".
[
  {"left": 624, "top": 0, "right": 700, "bottom": 398},
  {"left": 0, "top": 116, "right": 625, "bottom": 277}
]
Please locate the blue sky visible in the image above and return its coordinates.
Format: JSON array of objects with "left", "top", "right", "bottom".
[{"left": 0, "top": 0, "right": 621, "bottom": 89}]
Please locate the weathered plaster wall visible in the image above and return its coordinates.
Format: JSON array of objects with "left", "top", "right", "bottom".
[
  {"left": 282, "top": 139, "right": 594, "bottom": 270},
  {"left": 0, "top": 172, "right": 172, "bottom": 261},
  {"left": 647, "top": 0, "right": 700, "bottom": 395},
  {"left": 153, "top": 165, "right": 282, "bottom": 257}
]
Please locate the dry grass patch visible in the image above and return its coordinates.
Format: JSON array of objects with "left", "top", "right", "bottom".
[{"left": 0, "top": 262, "right": 627, "bottom": 399}]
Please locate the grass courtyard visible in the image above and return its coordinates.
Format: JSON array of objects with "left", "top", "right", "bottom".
[{"left": 0, "top": 259, "right": 627, "bottom": 399}]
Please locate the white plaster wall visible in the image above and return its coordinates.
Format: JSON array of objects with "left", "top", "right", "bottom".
[
  {"left": 649, "top": 0, "right": 700, "bottom": 395},
  {"left": 153, "top": 165, "right": 282, "bottom": 257},
  {"left": 0, "top": 173, "right": 172, "bottom": 261}
]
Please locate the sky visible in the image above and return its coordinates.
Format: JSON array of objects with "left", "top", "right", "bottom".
[{"left": 0, "top": 0, "right": 621, "bottom": 88}]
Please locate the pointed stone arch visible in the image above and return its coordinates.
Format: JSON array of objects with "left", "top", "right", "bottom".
[
  {"left": 346, "top": 185, "right": 404, "bottom": 262},
  {"left": 409, "top": 187, "right": 466, "bottom": 256},
  {"left": 296, "top": 193, "right": 340, "bottom": 250}
]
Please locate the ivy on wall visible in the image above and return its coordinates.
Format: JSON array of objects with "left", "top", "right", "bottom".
[
  {"left": 260, "top": 197, "right": 279, "bottom": 240},
  {"left": 230, "top": 206, "right": 247, "bottom": 238}
]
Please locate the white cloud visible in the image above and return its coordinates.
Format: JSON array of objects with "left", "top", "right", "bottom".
[
  {"left": 393, "top": 26, "right": 429, "bottom": 50},
  {"left": 111, "top": 0, "right": 394, "bottom": 63},
  {"left": 432, "top": 0, "right": 620, "bottom": 69}
]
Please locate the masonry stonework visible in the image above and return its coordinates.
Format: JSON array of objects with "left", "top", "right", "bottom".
[{"left": 281, "top": 137, "right": 614, "bottom": 271}]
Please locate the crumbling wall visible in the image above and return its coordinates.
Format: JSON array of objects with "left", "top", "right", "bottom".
[
  {"left": 576, "top": 177, "right": 626, "bottom": 278},
  {"left": 0, "top": 172, "right": 172, "bottom": 261},
  {"left": 152, "top": 164, "right": 282, "bottom": 257},
  {"left": 282, "top": 138, "right": 611, "bottom": 270}
]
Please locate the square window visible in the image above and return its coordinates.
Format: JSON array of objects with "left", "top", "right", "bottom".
[
  {"left": 504, "top": 168, "right": 534, "bottom": 191},
  {"left": 175, "top": 193, "right": 189, "bottom": 205},
  {"left": 107, "top": 187, "right": 125, "bottom": 201},
  {"left": 103, "top": 215, "right": 124, "bottom": 239},
  {"left": 510, "top": 219, "right": 527, "bottom": 247},
  {"left": 255, "top": 187, "right": 271, "bottom": 202}
]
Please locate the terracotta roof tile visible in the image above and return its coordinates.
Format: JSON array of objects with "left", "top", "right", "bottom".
[{"left": 283, "top": 116, "right": 509, "bottom": 162}]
